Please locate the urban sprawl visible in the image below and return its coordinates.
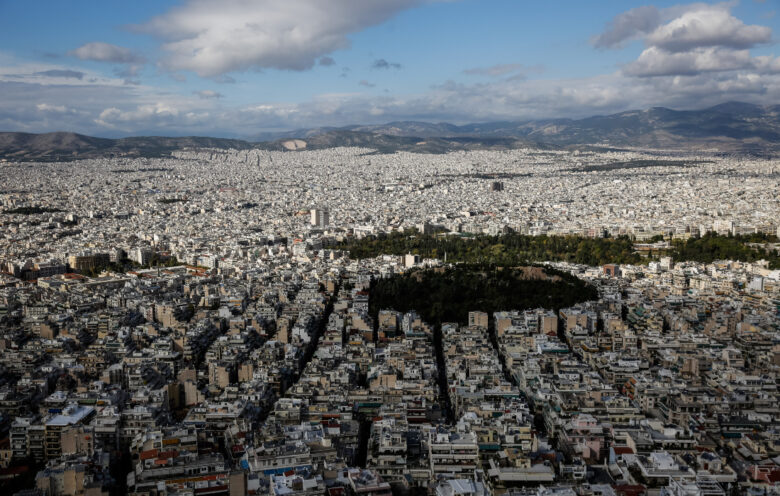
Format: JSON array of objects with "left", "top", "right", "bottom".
[{"left": 0, "top": 147, "right": 779, "bottom": 496}]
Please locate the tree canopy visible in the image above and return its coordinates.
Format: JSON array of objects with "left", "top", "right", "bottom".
[
  {"left": 369, "top": 265, "right": 597, "bottom": 326},
  {"left": 341, "top": 231, "right": 779, "bottom": 269}
]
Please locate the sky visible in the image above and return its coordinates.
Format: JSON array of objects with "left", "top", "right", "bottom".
[{"left": 0, "top": 0, "right": 778, "bottom": 138}]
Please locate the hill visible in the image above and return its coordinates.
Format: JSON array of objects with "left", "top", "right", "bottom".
[
  {"left": 257, "top": 102, "right": 780, "bottom": 154},
  {"left": 256, "top": 130, "right": 547, "bottom": 154},
  {"left": 2, "top": 102, "right": 779, "bottom": 160},
  {"left": 0, "top": 132, "right": 253, "bottom": 162}
]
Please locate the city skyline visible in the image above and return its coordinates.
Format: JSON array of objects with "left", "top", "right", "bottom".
[{"left": 1, "top": 0, "right": 779, "bottom": 137}]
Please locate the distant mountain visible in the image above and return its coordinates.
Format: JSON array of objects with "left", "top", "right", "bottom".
[
  {"left": 257, "top": 130, "right": 548, "bottom": 154},
  {"left": 252, "top": 121, "right": 510, "bottom": 141},
  {"left": 2, "top": 102, "right": 779, "bottom": 161},
  {"left": 0, "top": 132, "right": 253, "bottom": 162},
  {"left": 255, "top": 102, "right": 780, "bottom": 154},
  {"left": 518, "top": 102, "right": 780, "bottom": 152}
]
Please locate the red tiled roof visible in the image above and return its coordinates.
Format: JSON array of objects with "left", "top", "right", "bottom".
[
  {"left": 140, "top": 449, "right": 158, "bottom": 460},
  {"left": 613, "top": 484, "right": 646, "bottom": 496},
  {"left": 158, "top": 450, "right": 178, "bottom": 459}
]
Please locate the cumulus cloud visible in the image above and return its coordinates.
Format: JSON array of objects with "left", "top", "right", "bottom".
[
  {"left": 647, "top": 7, "right": 771, "bottom": 52},
  {"left": 592, "top": 5, "right": 662, "bottom": 49},
  {"left": 98, "top": 102, "right": 178, "bottom": 123},
  {"left": 595, "top": 3, "right": 771, "bottom": 52},
  {"left": 359, "top": 80, "right": 376, "bottom": 88},
  {"left": 601, "top": 3, "right": 777, "bottom": 78},
  {"left": 754, "top": 55, "right": 780, "bottom": 74},
  {"left": 93, "top": 102, "right": 216, "bottom": 131},
  {"left": 0, "top": 79, "right": 144, "bottom": 134},
  {"left": 625, "top": 46, "right": 754, "bottom": 77},
  {"left": 0, "top": 60, "right": 221, "bottom": 136},
  {"left": 138, "top": 0, "right": 423, "bottom": 77},
  {"left": 319, "top": 56, "right": 337, "bottom": 67},
  {"left": 70, "top": 42, "right": 145, "bottom": 64}
]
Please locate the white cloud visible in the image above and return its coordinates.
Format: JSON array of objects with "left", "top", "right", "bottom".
[
  {"left": 625, "top": 46, "right": 754, "bottom": 77},
  {"left": 646, "top": 7, "right": 771, "bottom": 52},
  {"left": 139, "top": 0, "right": 426, "bottom": 77},
  {"left": 600, "top": 3, "right": 777, "bottom": 78},
  {"left": 70, "top": 42, "right": 145, "bottom": 64},
  {"left": 592, "top": 5, "right": 662, "bottom": 49},
  {"left": 218, "top": 70, "right": 780, "bottom": 131},
  {"left": 98, "top": 103, "right": 179, "bottom": 123},
  {"left": 36, "top": 103, "right": 68, "bottom": 113},
  {"left": 754, "top": 55, "right": 780, "bottom": 74},
  {"left": 595, "top": 3, "right": 772, "bottom": 54},
  {"left": 0, "top": 55, "right": 221, "bottom": 135},
  {"left": 5, "top": 66, "right": 780, "bottom": 136},
  {"left": 93, "top": 102, "right": 219, "bottom": 132}
]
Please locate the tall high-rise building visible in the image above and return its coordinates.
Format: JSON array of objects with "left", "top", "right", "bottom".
[{"left": 310, "top": 208, "right": 329, "bottom": 228}]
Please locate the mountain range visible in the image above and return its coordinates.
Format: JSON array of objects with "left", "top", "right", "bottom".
[
  {"left": 259, "top": 101, "right": 780, "bottom": 153},
  {"left": 0, "top": 132, "right": 253, "bottom": 162},
  {"left": 1, "top": 102, "right": 778, "bottom": 161}
]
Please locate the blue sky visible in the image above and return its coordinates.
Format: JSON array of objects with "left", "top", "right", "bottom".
[{"left": 0, "top": 0, "right": 778, "bottom": 137}]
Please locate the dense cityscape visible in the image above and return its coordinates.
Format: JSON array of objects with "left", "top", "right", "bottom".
[
  {"left": 0, "top": 146, "right": 778, "bottom": 496},
  {"left": 4, "top": 0, "right": 780, "bottom": 494}
]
